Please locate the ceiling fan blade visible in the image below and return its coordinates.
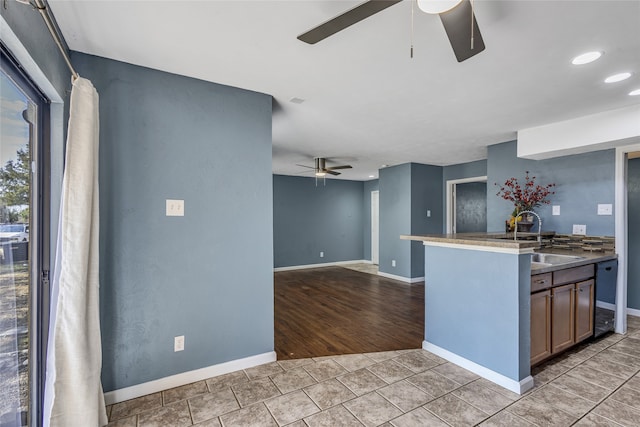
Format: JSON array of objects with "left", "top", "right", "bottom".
[
  {"left": 297, "top": 0, "right": 402, "bottom": 44},
  {"left": 439, "top": 0, "right": 485, "bottom": 62},
  {"left": 325, "top": 170, "right": 341, "bottom": 176},
  {"left": 326, "top": 165, "right": 353, "bottom": 170},
  {"left": 295, "top": 164, "right": 316, "bottom": 169}
]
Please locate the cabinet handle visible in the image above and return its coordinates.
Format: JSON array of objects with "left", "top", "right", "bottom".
[{"left": 605, "top": 267, "right": 612, "bottom": 271}]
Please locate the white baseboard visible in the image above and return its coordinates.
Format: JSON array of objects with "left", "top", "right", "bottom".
[
  {"left": 423, "top": 341, "right": 533, "bottom": 395},
  {"left": 628, "top": 307, "right": 640, "bottom": 317},
  {"left": 274, "top": 259, "right": 369, "bottom": 272},
  {"left": 596, "top": 300, "right": 616, "bottom": 311},
  {"left": 595, "top": 301, "right": 640, "bottom": 318},
  {"left": 378, "top": 271, "right": 425, "bottom": 284},
  {"left": 104, "top": 351, "right": 276, "bottom": 405}
]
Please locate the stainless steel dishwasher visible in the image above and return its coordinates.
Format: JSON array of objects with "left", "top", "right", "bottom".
[{"left": 595, "top": 259, "right": 618, "bottom": 337}]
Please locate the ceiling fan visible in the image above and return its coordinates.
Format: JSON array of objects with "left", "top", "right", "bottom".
[
  {"left": 297, "top": 0, "right": 485, "bottom": 62},
  {"left": 297, "top": 158, "right": 353, "bottom": 176}
]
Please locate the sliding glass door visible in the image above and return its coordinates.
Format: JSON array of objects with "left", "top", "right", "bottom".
[{"left": 1, "top": 45, "right": 49, "bottom": 427}]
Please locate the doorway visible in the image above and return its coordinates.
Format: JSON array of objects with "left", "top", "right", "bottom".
[
  {"left": 371, "top": 190, "right": 379, "bottom": 265},
  {"left": 615, "top": 144, "right": 640, "bottom": 335},
  {"left": 626, "top": 152, "right": 640, "bottom": 317},
  {"left": 446, "top": 176, "right": 488, "bottom": 233},
  {"left": 1, "top": 45, "right": 50, "bottom": 427}
]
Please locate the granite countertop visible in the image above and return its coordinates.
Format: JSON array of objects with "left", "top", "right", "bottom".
[
  {"left": 401, "top": 232, "right": 617, "bottom": 271},
  {"left": 400, "top": 232, "right": 555, "bottom": 250}
]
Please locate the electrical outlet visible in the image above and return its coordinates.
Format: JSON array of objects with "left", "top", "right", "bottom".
[
  {"left": 320, "top": 251, "right": 324, "bottom": 258},
  {"left": 166, "top": 199, "right": 184, "bottom": 217},
  {"left": 597, "top": 204, "right": 612, "bottom": 215},
  {"left": 391, "top": 260, "right": 396, "bottom": 267},
  {"left": 174, "top": 335, "right": 184, "bottom": 352},
  {"left": 572, "top": 224, "right": 587, "bottom": 235},
  {"left": 552, "top": 205, "right": 560, "bottom": 216}
]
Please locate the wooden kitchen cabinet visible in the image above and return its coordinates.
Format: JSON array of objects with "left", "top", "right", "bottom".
[
  {"left": 530, "top": 264, "right": 595, "bottom": 366},
  {"left": 551, "top": 283, "right": 576, "bottom": 354},
  {"left": 530, "top": 290, "right": 552, "bottom": 365},
  {"left": 575, "top": 279, "right": 595, "bottom": 342}
]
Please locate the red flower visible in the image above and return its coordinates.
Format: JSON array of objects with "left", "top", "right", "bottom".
[{"left": 495, "top": 171, "right": 555, "bottom": 214}]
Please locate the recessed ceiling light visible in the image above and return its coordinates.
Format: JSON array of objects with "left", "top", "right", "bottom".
[
  {"left": 369, "top": 175, "right": 375, "bottom": 178},
  {"left": 604, "top": 72, "right": 632, "bottom": 83},
  {"left": 289, "top": 97, "right": 305, "bottom": 104},
  {"left": 381, "top": 164, "right": 388, "bottom": 168},
  {"left": 571, "top": 51, "right": 602, "bottom": 65},
  {"left": 629, "top": 88, "right": 640, "bottom": 96}
]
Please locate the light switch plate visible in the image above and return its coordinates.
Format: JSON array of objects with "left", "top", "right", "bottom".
[
  {"left": 597, "top": 204, "right": 612, "bottom": 215},
  {"left": 166, "top": 199, "right": 184, "bottom": 216},
  {"left": 552, "top": 205, "right": 560, "bottom": 216},
  {"left": 174, "top": 335, "right": 184, "bottom": 352},
  {"left": 573, "top": 224, "right": 587, "bottom": 235}
]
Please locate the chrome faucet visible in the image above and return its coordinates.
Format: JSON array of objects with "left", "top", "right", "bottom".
[{"left": 514, "top": 210, "right": 542, "bottom": 243}]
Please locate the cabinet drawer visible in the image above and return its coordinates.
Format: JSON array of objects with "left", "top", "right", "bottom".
[
  {"left": 531, "top": 273, "right": 552, "bottom": 292},
  {"left": 553, "top": 264, "right": 594, "bottom": 285}
]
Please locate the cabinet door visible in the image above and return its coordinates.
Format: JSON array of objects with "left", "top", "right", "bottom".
[
  {"left": 552, "top": 283, "right": 575, "bottom": 353},
  {"left": 531, "top": 290, "right": 552, "bottom": 365},
  {"left": 575, "top": 279, "right": 595, "bottom": 343}
]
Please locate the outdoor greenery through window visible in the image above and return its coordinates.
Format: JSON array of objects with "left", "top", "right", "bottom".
[{"left": 1, "top": 55, "right": 35, "bottom": 427}]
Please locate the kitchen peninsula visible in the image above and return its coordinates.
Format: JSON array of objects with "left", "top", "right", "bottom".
[{"left": 401, "top": 232, "right": 617, "bottom": 395}]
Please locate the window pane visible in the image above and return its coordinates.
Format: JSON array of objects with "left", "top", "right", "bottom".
[{"left": 0, "top": 67, "right": 32, "bottom": 427}]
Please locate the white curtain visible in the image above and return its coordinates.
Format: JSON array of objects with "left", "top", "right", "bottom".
[{"left": 43, "top": 77, "right": 107, "bottom": 426}]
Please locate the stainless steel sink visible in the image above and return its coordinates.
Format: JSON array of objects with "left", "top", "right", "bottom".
[{"left": 531, "top": 253, "right": 584, "bottom": 265}]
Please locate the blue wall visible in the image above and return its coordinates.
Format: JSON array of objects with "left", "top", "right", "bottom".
[
  {"left": 363, "top": 180, "right": 379, "bottom": 262},
  {"left": 378, "top": 163, "right": 443, "bottom": 279},
  {"left": 487, "top": 141, "right": 615, "bottom": 235},
  {"left": 410, "top": 164, "right": 444, "bottom": 277},
  {"left": 443, "top": 159, "right": 487, "bottom": 182},
  {"left": 72, "top": 53, "right": 274, "bottom": 392},
  {"left": 379, "top": 164, "right": 412, "bottom": 278},
  {"left": 628, "top": 158, "right": 640, "bottom": 310},
  {"left": 424, "top": 246, "right": 531, "bottom": 382},
  {"left": 273, "top": 175, "right": 364, "bottom": 267}
]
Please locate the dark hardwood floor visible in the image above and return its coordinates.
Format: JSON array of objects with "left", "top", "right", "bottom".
[{"left": 274, "top": 266, "right": 425, "bottom": 360}]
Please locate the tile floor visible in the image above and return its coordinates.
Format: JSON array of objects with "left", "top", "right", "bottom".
[{"left": 106, "top": 316, "right": 640, "bottom": 426}]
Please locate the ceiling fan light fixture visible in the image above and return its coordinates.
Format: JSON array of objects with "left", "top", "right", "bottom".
[
  {"left": 571, "top": 51, "right": 602, "bottom": 65},
  {"left": 604, "top": 72, "right": 632, "bottom": 83},
  {"left": 417, "top": 0, "right": 464, "bottom": 15},
  {"left": 315, "top": 171, "right": 327, "bottom": 177}
]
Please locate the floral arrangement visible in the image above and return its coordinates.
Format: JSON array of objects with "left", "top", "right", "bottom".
[{"left": 495, "top": 171, "right": 556, "bottom": 217}]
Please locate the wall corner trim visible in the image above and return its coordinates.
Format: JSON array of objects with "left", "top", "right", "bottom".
[
  {"left": 422, "top": 341, "right": 533, "bottom": 395},
  {"left": 103, "top": 351, "right": 276, "bottom": 405},
  {"left": 377, "top": 271, "right": 425, "bottom": 284},
  {"left": 627, "top": 308, "right": 640, "bottom": 318}
]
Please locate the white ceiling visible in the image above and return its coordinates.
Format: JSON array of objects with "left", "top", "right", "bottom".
[{"left": 48, "top": 0, "right": 640, "bottom": 181}]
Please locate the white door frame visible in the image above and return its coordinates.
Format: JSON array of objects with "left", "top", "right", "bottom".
[
  {"left": 446, "top": 176, "right": 487, "bottom": 234},
  {"left": 615, "top": 142, "right": 640, "bottom": 334},
  {"left": 371, "top": 191, "right": 379, "bottom": 265}
]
